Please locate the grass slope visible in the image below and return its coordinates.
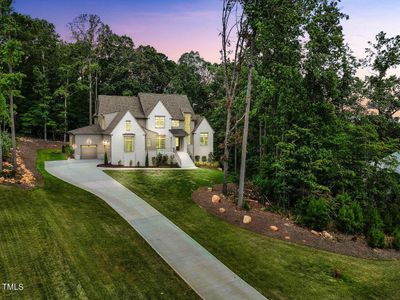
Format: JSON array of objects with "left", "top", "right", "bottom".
[
  {"left": 0, "top": 149, "right": 197, "bottom": 299},
  {"left": 107, "top": 169, "right": 400, "bottom": 300}
]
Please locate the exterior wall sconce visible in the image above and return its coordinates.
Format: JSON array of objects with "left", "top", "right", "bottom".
[{"left": 86, "top": 138, "right": 92, "bottom": 145}]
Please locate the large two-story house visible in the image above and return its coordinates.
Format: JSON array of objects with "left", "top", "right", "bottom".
[{"left": 68, "top": 93, "right": 214, "bottom": 167}]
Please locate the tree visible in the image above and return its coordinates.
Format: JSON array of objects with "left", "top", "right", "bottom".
[
  {"left": 68, "top": 14, "right": 103, "bottom": 124},
  {"left": 0, "top": 0, "right": 24, "bottom": 172},
  {"left": 364, "top": 32, "right": 400, "bottom": 117},
  {"left": 220, "top": 0, "right": 248, "bottom": 195}
]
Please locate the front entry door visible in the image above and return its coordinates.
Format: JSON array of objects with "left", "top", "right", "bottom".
[{"left": 175, "top": 137, "right": 180, "bottom": 151}]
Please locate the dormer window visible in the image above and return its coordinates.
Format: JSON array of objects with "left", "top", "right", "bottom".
[
  {"left": 125, "top": 120, "right": 131, "bottom": 131},
  {"left": 155, "top": 116, "right": 165, "bottom": 128},
  {"left": 172, "top": 120, "right": 180, "bottom": 127}
]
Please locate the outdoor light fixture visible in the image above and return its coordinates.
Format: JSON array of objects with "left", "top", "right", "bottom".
[
  {"left": 86, "top": 138, "right": 92, "bottom": 145},
  {"left": 102, "top": 140, "right": 109, "bottom": 147},
  {"left": 72, "top": 144, "right": 77, "bottom": 150}
]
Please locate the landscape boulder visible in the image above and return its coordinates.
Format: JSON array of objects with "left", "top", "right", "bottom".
[
  {"left": 219, "top": 207, "right": 226, "bottom": 213},
  {"left": 322, "top": 231, "right": 333, "bottom": 240},
  {"left": 243, "top": 215, "right": 252, "bottom": 224},
  {"left": 211, "top": 195, "right": 221, "bottom": 203},
  {"left": 270, "top": 225, "right": 279, "bottom": 232}
]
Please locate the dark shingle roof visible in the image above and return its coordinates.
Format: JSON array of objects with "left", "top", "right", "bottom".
[
  {"left": 103, "top": 111, "right": 126, "bottom": 135},
  {"left": 68, "top": 124, "right": 103, "bottom": 135},
  {"left": 98, "top": 95, "right": 145, "bottom": 119},
  {"left": 138, "top": 93, "right": 194, "bottom": 120},
  {"left": 170, "top": 129, "right": 188, "bottom": 137}
]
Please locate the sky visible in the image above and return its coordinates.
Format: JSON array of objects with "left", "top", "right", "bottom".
[{"left": 13, "top": 0, "right": 400, "bottom": 77}]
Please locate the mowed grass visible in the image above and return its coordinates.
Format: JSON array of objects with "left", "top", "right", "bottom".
[
  {"left": 0, "top": 149, "right": 197, "bottom": 299},
  {"left": 107, "top": 169, "right": 400, "bottom": 300}
]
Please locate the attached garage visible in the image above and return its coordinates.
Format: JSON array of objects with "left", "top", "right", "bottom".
[{"left": 80, "top": 145, "right": 98, "bottom": 159}]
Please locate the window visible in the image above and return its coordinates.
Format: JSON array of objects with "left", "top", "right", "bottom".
[
  {"left": 175, "top": 137, "right": 179, "bottom": 147},
  {"left": 156, "top": 135, "right": 166, "bottom": 149},
  {"left": 125, "top": 120, "right": 131, "bottom": 131},
  {"left": 200, "top": 133, "right": 209, "bottom": 146},
  {"left": 124, "top": 136, "right": 134, "bottom": 152},
  {"left": 155, "top": 116, "right": 165, "bottom": 128},
  {"left": 172, "top": 120, "right": 180, "bottom": 127},
  {"left": 184, "top": 113, "right": 191, "bottom": 144}
]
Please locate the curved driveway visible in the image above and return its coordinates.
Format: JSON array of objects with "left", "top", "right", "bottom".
[{"left": 45, "top": 159, "right": 266, "bottom": 300}]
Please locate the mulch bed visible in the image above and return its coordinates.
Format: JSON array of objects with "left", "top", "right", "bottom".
[
  {"left": 18, "top": 137, "right": 63, "bottom": 185},
  {"left": 192, "top": 183, "right": 400, "bottom": 260}
]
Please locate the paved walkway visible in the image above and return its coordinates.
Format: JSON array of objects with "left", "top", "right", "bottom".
[{"left": 45, "top": 159, "right": 266, "bottom": 300}]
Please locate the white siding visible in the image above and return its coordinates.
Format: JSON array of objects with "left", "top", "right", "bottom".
[
  {"left": 146, "top": 101, "right": 174, "bottom": 152},
  {"left": 110, "top": 111, "right": 146, "bottom": 166},
  {"left": 193, "top": 118, "right": 214, "bottom": 161}
]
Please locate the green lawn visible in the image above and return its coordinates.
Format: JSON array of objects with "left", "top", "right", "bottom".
[
  {"left": 107, "top": 169, "right": 400, "bottom": 300},
  {"left": 0, "top": 149, "right": 197, "bottom": 299}
]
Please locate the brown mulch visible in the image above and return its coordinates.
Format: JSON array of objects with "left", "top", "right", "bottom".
[
  {"left": 18, "top": 137, "right": 63, "bottom": 185},
  {"left": 193, "top": 183, "right": 400, "bottom": 260}
]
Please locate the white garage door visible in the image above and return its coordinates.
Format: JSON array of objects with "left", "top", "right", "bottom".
[{"left": 80, "top": 145, "right": 97, "bottom": 159}]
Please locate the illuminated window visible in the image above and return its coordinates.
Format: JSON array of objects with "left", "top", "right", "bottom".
[
  {"left": 200, "top": 133, "right": 208, "bottom": 146},
  {"left": 184, "top": 113, "right": 191, "bottom": 144},
  {"left": 175, "top": 137, "right": 179, "bottom": 147},
  {"left": 172, "top": 120, "right": 180, "bottom": 127},
  {"left": 124, "top": 136, "right": 134, "bottom": 152},
  {"left": 125, "top": 120, "right": 131, "bottom": 131},
  {"left": 156, "top": 135, "right": 166, "bottom": 149},
  {"left": 155, "top": 116, "right": 165, "bottom": 128}
]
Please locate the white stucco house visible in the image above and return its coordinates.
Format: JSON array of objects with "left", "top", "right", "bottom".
[{"left": 68, "top": 93, "right": 214, "bottom": 167}]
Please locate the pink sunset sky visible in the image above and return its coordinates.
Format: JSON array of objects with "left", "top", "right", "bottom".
[{"left": 14, "top": 0, "right": 400, "bottom": 77}]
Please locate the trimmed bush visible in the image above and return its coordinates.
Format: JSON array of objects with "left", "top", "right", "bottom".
[
  {"left": 195, "top": 155, "right": 200, "bottom": 162},
  {"left": 145, "top": 153, "right": 149, "bottom": 167},
  {"left": 151, "top": 157, "right": 156, "bottom": 166},
  {"left": 208, "top": 152, "right": 214, "bottom": 162},
  {"left": 301, "top": 197, "right": 330, "bottom": 231},
  {"left": 393, "top": 228, "right": 400, "bottom": 250},
  {"left": 337, "top": 202, "right": 364, "bottom": 234},
  {"left": 201, "top": 156, "right": 207, "bottom": 162},
  {"left": 367, "top": 227, "right": 385, "bottom": 248},
  {"left": 104, "top": 152, "right": 108, "bottom": 165}
]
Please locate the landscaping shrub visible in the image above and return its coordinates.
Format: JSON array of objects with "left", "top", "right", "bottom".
[
  {"left": 195, "top": 155, "right": 200, "bottom": 162},
  {"left": 145, "top": 153, "right": 149, "bottom": 167},
  {"left": 156, "top": 153, "right": 163, "bottom": 166},
  {"left": 1, "top": 132, "right": 11, "bottom": 159},
  {"left": 201, "top": 155, "right": 207, "bottom": 162},
  {"left": 137, "top": 161, "right": 140, "bottom": 167},
  {"left": 336, "top": 198, "right": 364, "bottom": 234},
  {"left": 151, "top": 157, "right": 156, "bottom": 166},
  {"left": 129, "top": 160, "right": 133, "bottom": 167},
  {"left": 118, "top": 160, "right": 122, "bottom": 166},
  {"left": 169, "top": 155, "right": 175, "bottom": 165},
  {"left": 104, "top": 152, "right": 108, "bottom": 165},
  {"left": 393, "top": 228, "right": 400, "bottom": 250},
  {"left": 300, "top": 197, "right": 330, "bottom": 231},
  {"left": 162, "top": 155, "right": 168, "bottom": 165},
  {"left": 62, "top": 144, "right": 74, "bottom": 158},
  {"left": 367, "top": 227, "right": 385, "bottom": 248}
]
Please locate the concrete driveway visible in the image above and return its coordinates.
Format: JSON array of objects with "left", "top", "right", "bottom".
[{"left": 45, "top": 159, "right": 266, "bottom": 300}]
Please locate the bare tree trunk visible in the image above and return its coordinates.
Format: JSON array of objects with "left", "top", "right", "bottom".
[
  {"left": 44, "top": 117, "right": 47, "bottom": 141},
  {"left": 8, "top": 63, "right": 17, "bottom": 172},
  {"left": 238, "top": 38, "right": 255, "bottom": 207},
  {"left": 222, "top": 103, "right": 232, "bottom": 195},
  {"left": 0, "top": 125, "right": 3, "bottom": 172},
  {"left": 89, "top": 69, "right": 92, "bottom": 125},
  {"left": 234, "top": 131, "right": 237, "bottom": 173},
  {"left": 95, "top": 70, "right": 98, "bottom": 115},
  {"left": 63, "top": 78, "right": 69, "bottom": 143}
]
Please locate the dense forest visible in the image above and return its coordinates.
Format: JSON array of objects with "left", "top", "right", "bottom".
[{"left": 1, "top": 0, "right": 400, "bottom": 249}]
